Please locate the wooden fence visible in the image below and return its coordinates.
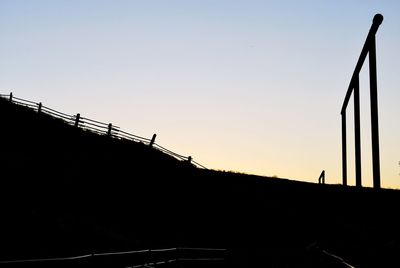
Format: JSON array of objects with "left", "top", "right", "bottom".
[{"left": 0, "top": 92, "right": 206, "bottom": 169}]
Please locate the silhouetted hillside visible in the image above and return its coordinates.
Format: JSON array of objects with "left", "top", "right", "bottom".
[{"left": 1, "top": 97, "right": 400, "bottom": 267}]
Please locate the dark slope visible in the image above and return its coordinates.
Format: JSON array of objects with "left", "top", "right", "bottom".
[{"left": 1, "top": 97, "right": 400, "bottom": 267}]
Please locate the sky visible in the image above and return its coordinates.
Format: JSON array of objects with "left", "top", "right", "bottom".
[{"left": 1, "top": 1, "right": 399, "bottom": 188}]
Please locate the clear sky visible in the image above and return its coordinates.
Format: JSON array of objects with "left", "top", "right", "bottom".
[{"left": 1, "top": 1, "right": 399, "bottom": 188}]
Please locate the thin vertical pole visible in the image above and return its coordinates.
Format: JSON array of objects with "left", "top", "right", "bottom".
[
  {"left": 38, "top": 102, "right": 42, "bottom": 114},
  {"left": 107, "top": 123, "right": 112, "bottom": 137},
  {"left": 354, "top": 77, "right": 362, "bottom": 188},
  {"left": 149, "top": 134, "right": 156, "bottom": 147},
  {"left": 318, "top": 170, "right": 325, "bottom": 184},
  {"left": 369, "top": 35, "right": 381, "bottom": 189},
  {"left": 74, "top": 113, "right": 80, "bottom": 127},
  {"left": 341, "top": 112, "right": 347, "bottom": 186}
]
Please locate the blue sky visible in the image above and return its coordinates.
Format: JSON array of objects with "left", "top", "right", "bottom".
[{"left": 1, "top": 1, "right": 399, "bottom": 188}]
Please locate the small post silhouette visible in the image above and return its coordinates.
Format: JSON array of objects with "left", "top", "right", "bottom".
[
  {"left": 9, "top": 92, "right": 13, "bottom": 102},
  {"left": 318, "top": 170, "right": 325, "bottom": 184},
  {"left": 149, "top": 134, "right": 157, "bottom": 147},
  {"left": 38, "top": 102, "right": 42, "bottom": 114},
  {"left": 107, "top": 123, "right": 112, "bottom": 137},
  {"left": 74, "top": 113, "right": 80, "bottom": 127},
  {"left": 188, "top": 156, "right": 192, "bottom": 164}
]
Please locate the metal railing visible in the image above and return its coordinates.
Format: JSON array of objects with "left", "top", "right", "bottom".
[
  {"left": 0, "top": 92, "right": 207, "bottom": 169},
  {"left": 0, "top": 247, "right": 226, "bottom": 267},
  {"left": 340, "top": 14, "right": 383, "bottom": 189}
]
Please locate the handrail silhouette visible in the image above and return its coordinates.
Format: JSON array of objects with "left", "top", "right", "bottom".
[
  {"left": 0, "top": 247, "right": 226, "bottom": 267},
  {"left": 341, "top": 14, "right": 383, "bottom": 189},
  {"left": 118, "top": 129, "right": 152, "bottom": 143},
  {"left": 1, "top": 93, "right": 206, "bottom": 169},
  {"left": 42, "top": 105, "right": 71, "bottom": 118},
  {"left": 13, "top": 96, "right": 37, "bottom": 105}
]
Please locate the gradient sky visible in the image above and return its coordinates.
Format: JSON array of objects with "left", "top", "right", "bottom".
[{"left": 1, "top": 1, "right": 399, "bottom": 188}]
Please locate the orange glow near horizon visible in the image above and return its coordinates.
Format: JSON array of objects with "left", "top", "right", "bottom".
[{"left": 1, "top": 1, "right": 400, "bottom": 188}]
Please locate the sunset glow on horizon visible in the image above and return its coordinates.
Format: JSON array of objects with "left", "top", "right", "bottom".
[{"left": 1, "top": 1, "right": 400, "bottom": 188}]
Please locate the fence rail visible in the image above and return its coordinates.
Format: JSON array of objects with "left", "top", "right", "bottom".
[
  {"left": 0, "top": 247, "right": 226, "bottom": 267},
  {"left": 1, "top": 92, "right": 206, "bottom": 169}
]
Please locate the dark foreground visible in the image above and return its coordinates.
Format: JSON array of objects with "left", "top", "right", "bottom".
[{"left": 1, "top": 96, "right": 400, "bottom": 268}]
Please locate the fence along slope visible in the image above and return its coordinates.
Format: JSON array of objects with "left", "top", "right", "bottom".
[{"left": 1, "top": 93, "right": 206, "bottom": 169}]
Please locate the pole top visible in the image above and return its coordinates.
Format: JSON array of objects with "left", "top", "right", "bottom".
[{"left": 373, "top": 14, "right": 383, "bottom": 25}]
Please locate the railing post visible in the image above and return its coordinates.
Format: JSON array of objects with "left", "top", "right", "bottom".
[
  {"left": 188, "top": 156, "right": 192, "bottom": 164},
  {"left": 369, "top": 33, "right": 381, "bottom": 189},
  {"left": 147, "top": 249, "right": 152, "bottom": 267},
  {"left": 354, "top": 76, "right": 362, "bottom": 187},
  {"left": 74, "top": 113, "right": 80, "bottom": 127},
  {"left": 38, "top": 102, "right": 42, "bottom": 114},
  {"left": 341, "top": 112, "right": 347, "bottom": 186},
  {"left": 318, "top": 170, "right": 325, "bottom": 184},
  {"left": 149, "top": 134, "right": 157, "bottom": 147},
  {"left": 9, "top": 92, "right": 13, "bottom": 102},
  {"left": 107, "top": 123, "right": 112, "bottom": 137}
]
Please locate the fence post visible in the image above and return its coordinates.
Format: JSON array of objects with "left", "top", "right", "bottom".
[
  {"left": 107, "top": 123, "right": 112, "bottom": 137},
  {"left": 147, "top": 249, "right": 152, "bottom": 267},
  {"left": 9, "top": 92, "right": 13, "bottom": 102},
  {"left": 74, "top": 113, "right": 81, "bottom": 127},
  {"left": 188, "top": 156, "right": 192, "bottom": 164},
  {"left": 318, "top": 170, "right": 325, "bottom": 184},
  {"left": 149, "top": 134, "right": 157, "bottom": 147},
  {"left": 37, "top": 102, "right": 42, "bottom": 114}
]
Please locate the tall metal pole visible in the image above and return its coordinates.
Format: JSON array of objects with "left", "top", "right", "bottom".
[
  {"left": 369, "top": 33, "right": 381, "bottom": 189},
  {"left": 340, "top": 14, "right": 383, "bottom": 188},
  {"left": 354, "top": 77, "right": 362, "bottom": 187},
  {"left": 341, "top": 112, "right": 347, "bottom": 186}
]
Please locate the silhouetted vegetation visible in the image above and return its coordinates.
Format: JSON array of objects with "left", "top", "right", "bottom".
[{"left": 1, "top": 97, "right": 400, "bottom": 267}]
